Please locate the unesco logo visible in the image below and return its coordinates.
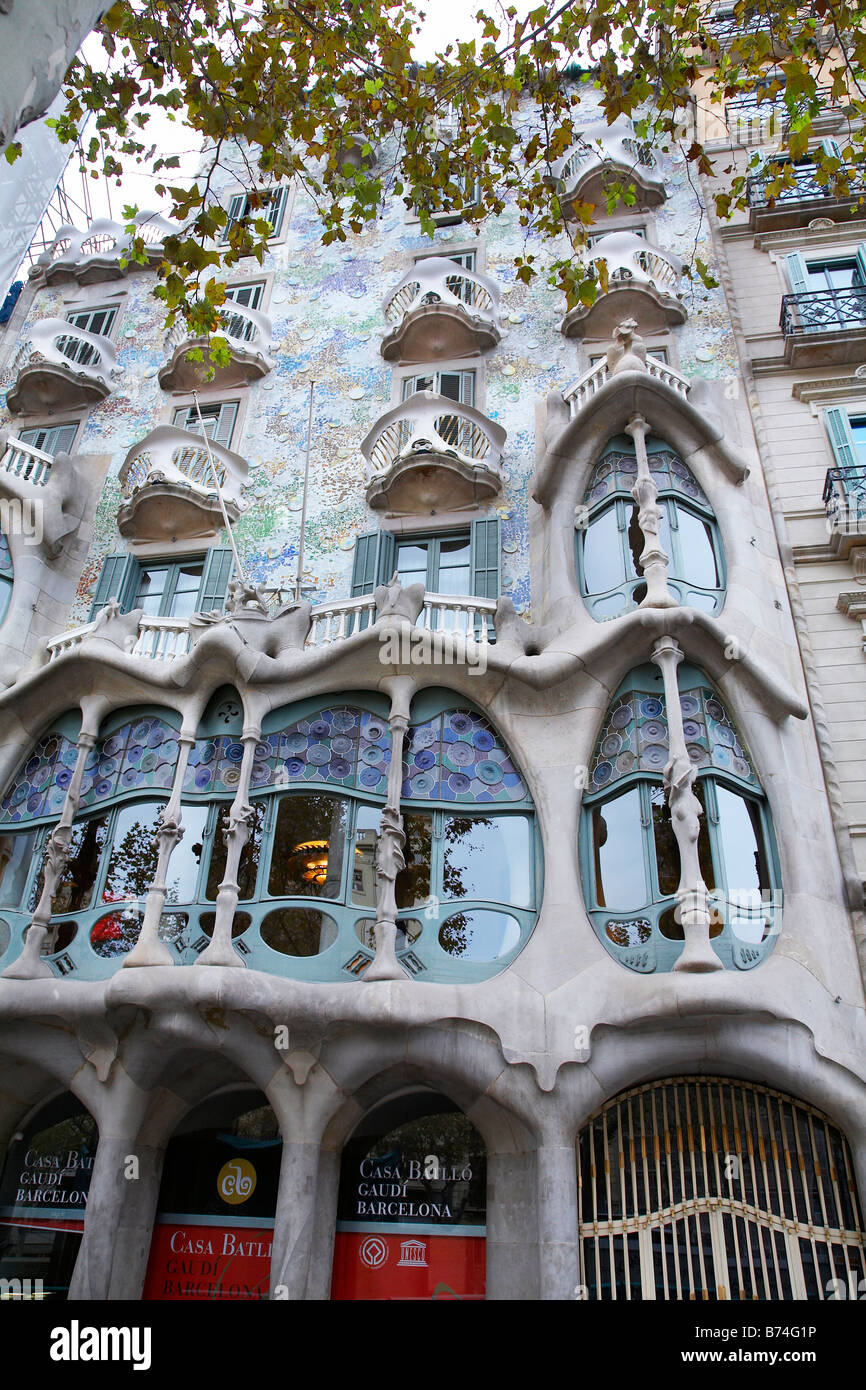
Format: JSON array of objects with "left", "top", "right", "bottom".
[{"left": 359, "top": 1236, "right": 388, "bottom": 1269}]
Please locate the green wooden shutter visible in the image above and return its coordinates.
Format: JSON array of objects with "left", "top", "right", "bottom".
[
  {"left": 470, "top": 517, "right": 501, "bottom": 599},
  {"left": 856, "top": 242, "right": 866, "bottom": 287},
  {"left": 784, "top": 252, "right": 810, "bottom": 295},
  {"left": 212, "top": 402, "right": 238, "bottom": 448},
  {"left": 819, "top": 137, "right": 843, "bottom": 161},
  {"left": 223, "top": 193, "right": 247, "bottom": 242},
  {"left": 266, "top": 186, "right": 288, "bottom": 236},
  {"left": 197, "top": 547, "right": 235, "bottom": 613},
  {"left": 88, "top": 553, "right": 139, "bottom": 619},
  {"left": 824, "top": 407, "right": 858, "bottom": 471},
  {"left": 350, "top": 531, "right": 395, "bottom": 596}
]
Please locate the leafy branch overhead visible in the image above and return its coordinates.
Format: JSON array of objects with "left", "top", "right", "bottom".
[{"left": 28, "top": 0, "right": 866, "bottom": 347}]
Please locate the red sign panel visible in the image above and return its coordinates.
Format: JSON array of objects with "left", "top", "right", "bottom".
[
  {"left": 143, "top": 1222, "right": 273, "bottom": 1301},
  {"left": 331, "top": 1231, "right": 485, "bottom": 1300}
]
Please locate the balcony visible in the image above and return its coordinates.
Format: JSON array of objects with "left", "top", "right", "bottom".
[
  {"left": 360, "top": 390, "right": 506, "bottom": 512},
  {"left": 45, "top": 592, "right": 497, "bottom": 664},
  {"left": 746, "top": 160, "right": 866, "bottom": 232},
  {"left": 380, "top": 257, "right": 501, "bottom": 363},
  {"left": 779, "top": 286, "right": 866, "bottom": 368},
  {"left": 0, "top": 435, "right": 54, "bottom": 489},
  {"left": 561, "top": 232, "right": 686, "bottom": 340},
  {"left": 27, "top": 212, "right": 176, "bottom": 286},
  {"left": 6, "top": 318, "right": 117, "bottom": 414},
  {"left": 158, "top": 301, "right": 275, "bottom": 391},
  {"left": 823, "top": 467, "right": 866, "bottom": 559},
  {"left": 546, "top": 117, "right": 666, "bottom": 214},
  {"left": 117, "top": 426, "right": 248, "bottom": 542},
  {"left": 562, "top": 353, "right": 691, "bottom": 416}
]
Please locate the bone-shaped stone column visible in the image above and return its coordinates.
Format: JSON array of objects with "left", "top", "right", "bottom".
[
  {"left": 626, "top": 414, "right": 677, "bottom": 609},
  {"left": 3, "top": 710, "right": 102, "bottom": 980},
  {"left": 365, "top": 676, "right": 413, "bottom": 982},
  {"left": 123, "top": 729, "right": 196, "bottom": 969},
  {"left": 195, "top": 726, "right": 259, "bottom": 969},
  {"left": 651, "top": 635, "right": 722, "bottom": 972}
]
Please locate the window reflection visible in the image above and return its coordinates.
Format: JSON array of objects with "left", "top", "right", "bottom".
[
  {"left": 102, "top": 801, "right": 163, "bottom": 903},
  {"left": 31, "top": 815, "right": 110, "bottom": 915},
  {"left": 205, "top": 801, "right": 264, "bottom": 901},
  {"left": 351, "top": 803, "right": 379, "bottom": 907},
  {"left": 396, "top": 812, "right": 433, "bottom": 909},
  {"left": 438, "top": 909, "right": 521, "bottom": 960},
  {"left": 268, "top": 793, "right": 347, "bottom": 899},
  {"left": 676, "top": 507, "right": 718, "bottom": 589},
  {"left": 260, "top": 906, "right": 338, "bottom": 955},
  {"left": 583, "top": 507, "right": 622, "bottom": 594},
  {"left": 443, "top": 814, "right": 530, "bottom": 907},
  {"left": 592, "top": 789, "right": 646, "bottom": 911},
  {"left": 0, "top": 829, "right": 38, "bottom": 909}
]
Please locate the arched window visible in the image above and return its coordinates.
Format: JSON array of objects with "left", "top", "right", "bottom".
[
  {"left": 0, "top": 1093, "right": 97, "bottom": 1299},
  {"left": 577, "top": 437, "right": 725, "bottom": 620},
  {"left": 0, "top": 693, "right": 539, "bottom": 985},
  {"left": 578, "top": 1077, "right": 866, "bottom": 1300},
  {"left": 0, "top": 530, "right": 12, "bottom": 627},
  {"left": 580, "top": 663, "right": 781, "bottom": 972}
]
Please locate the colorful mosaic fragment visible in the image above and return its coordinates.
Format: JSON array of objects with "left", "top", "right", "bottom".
[
  {"left": 402, "top": 708, "right": 527, "bottom": 803},
  {"left": 584, "top": 448, "right": 711, "bottom": 509},
  {"left": 0, "top": 730, "right": 78, "bottom": 823},
  {"left": 78, "top": 717, "right": 179, "bottom": 810}
]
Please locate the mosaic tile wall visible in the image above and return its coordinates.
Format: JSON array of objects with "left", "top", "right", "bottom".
[{"left": 0, "top": 90, "right": 740, "bottom": 630}]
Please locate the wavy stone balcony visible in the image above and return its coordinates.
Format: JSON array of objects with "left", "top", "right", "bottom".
[
  {"left": 45, "top": 591, "right": 497, "bottom": 664},
  {"left": 546, "top": 117, "right": 666, "bottom": 214},
  {"left": 561, "top": 232, "right": 686, "bottom": 340},
  {"left": 6, "top": 318, "right": 118, "bottom": 414},
  {"left": 117, "top": 426, "right": 248, "bottom": 542},
  {"left": 0, "top": 435, "right": 55, "bottom": 489},
  {"left": 562, "top": 353, "right": 692, "bottom": 416},
  {"left": 158, "top": 301, "right": 275, "bottom": 391},
  {"left": 360, "top": 390, "right": 506, "bottom": 512},
  {"left": 27, "top": 212, "right": 176, "bottom": 286},
  {"left": 380, "top": 257, "right": 501, "bottom": 363}
]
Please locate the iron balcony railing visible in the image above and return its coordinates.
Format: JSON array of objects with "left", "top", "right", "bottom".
[
  {"left": 747, "top": 161, "right": 865, "bottom": 208},
  {"left": 780, "top": 285, "right": 866, "bottom": 338},
  {"left": 823, "top": 467, "right": 866, "bottom": 535}
]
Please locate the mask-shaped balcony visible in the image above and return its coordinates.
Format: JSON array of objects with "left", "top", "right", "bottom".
[
  {"left": 158, "top": 300, "right": 275, "bottom": 392},
  {"left": 6, "top": 318, "right": 117, "bottom": 414},
  {"left": 117, "top": 426, "right": 248, "bottom": 542},
  {"left": 561, "top": 232, "right": 686, "bottom": 340},
  {"left": 380, "top": 257, "right": 502, "bottom": 363},
  {"left": 547, "top": 118, "right": 666, "bottom": 215},
  {"left": 361, "top": 391, "right": 506, "bottom": 512},
  {"left": 27, "top": 212, "right": 176, "bottom": 286}
]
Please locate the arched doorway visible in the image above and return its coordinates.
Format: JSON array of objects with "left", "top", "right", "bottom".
[
  {"left": 577, "top": 1077, "right": 866, "bottom": 1299},
  {"left": 0, "top": 1092, "right": 97, "bottom": 1299},
  {"left": 331, "top": 1090, "right": 486, "bottom": 1300},
  {"left": 143, "top": 1088, "right": 281, "bottom": 1301}
]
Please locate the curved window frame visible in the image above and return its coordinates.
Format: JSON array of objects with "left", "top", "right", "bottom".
[
  {"left": 0, "top": 529, "right": 13, "bottom": 629},
  {"left": 579, "top": 666, "right": 782, "bottom": 973},
  {"left": 576, "top": 439, "right": 726, "bottom": 621},
  {"left": 0, "top": 696, "right": 541, "bottom": 985}
]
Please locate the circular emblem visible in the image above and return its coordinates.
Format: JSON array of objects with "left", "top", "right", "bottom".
[
  {"left": 359, "top": 1235, "right": 388, "bottom": 1269},
  {"left": 217, "top": 1157, "right": 257, "bottom": 1206}
]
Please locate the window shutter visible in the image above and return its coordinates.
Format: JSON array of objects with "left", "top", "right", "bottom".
[
  {"left": 819, "top": 137, "right": 843, "bottom": 161},
  {"left": 267, "top": 186, "right": 288, "bottom": 236},
  {"left": 89, "top": 553, "right": 139, "bottom": 619},
  {"left": 824, "top": 408, "right": 858, "bottom": 472},
  {"left": 856, "top": 242, "right": 866, "bottom": 286},
  {"left": 350, "top": 531, "right": 395, "bottom": 596},
  {"left": 197, "top": 548, "right": 235, "bottom": 613},
  {"left": 784, "top": 252, "right": 810, "bottom": 295},
  {"left": 223, "top": 193, "right": 247, "bottom": 242},
  {"left": 212, "top": 402, "right": 238, "bottom": 448},
  {"left": 470, "top": 517, "right": 501, "bottom": 599}
]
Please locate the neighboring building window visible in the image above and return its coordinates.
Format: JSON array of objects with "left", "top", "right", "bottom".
[
  {"left": 172, "top": 400, "right": 238, "bottom": 448},
  {"left": 580, "top": 663, "right": 781, "bottom": 973},
  {"left": 577, "top": 437, "right": 725, "bottom": 619},
  {"left": 0, "top": 696, "right": 538, "bottom": 986},
  {"left": 0, "top": 530, "right": 12, "bottom": 627},
  {"left": 784, "top": 247, "right": 866, "bottom": 330},
  {"left": 88, "top": 547, "right": 234, "bottom": 619},
  {"left": 222, "top": 186, "right": 288, "bottom": 242},
  {"left": 17, "top": 422, "right": 79, "bottom": 455}
]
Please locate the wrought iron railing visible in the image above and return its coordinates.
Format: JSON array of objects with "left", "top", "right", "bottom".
[
  {"left": 747, "top": 161, "right": 865, "bottom": 207},
  {"left": 823, "top": 466, "right": 866, "bottom": 536},
  {"left": 780, "top": 285, "right": 866, "bottom": 338}
]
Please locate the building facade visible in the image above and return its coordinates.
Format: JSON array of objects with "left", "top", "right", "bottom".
[{"left": 0, "top": 68, "right": 864, "bottom": 1302}]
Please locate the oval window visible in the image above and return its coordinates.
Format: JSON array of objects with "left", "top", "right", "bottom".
[
  {"left": 260, "top": 907, "right": 338, "bottom": 956},
  {"left": 89, "top": 908, "right": 186, "bottom": 958},
  {"left": 438, "top": 909, "right": 521, "bottom": 960},
  {"left": 0, "top": 917, "right": 9, "bottom": 957},
  {"left": 199, "top": 910, "right": 252, "bottom": 940},
  {"left": 354, "top": 917, "right": 422, "bottom": 951},
  {"left": 41, "top": 920, "right": 78, "bottom": 955}
]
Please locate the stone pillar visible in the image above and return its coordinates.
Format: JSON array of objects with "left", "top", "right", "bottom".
[
  {"left": 196, "top": 723, "right": 259, "bottom": 968},
  {"left": 652, "top": 635, "right": 722, "bottom": 972},
  {"left": 625, "top": 414, "right": 677, "bottom": 609},
  {"left": 68, "top": 1084, "right": 162, "bottom": 1300},
  {"left": 365, "top": 676, "right": 413, "bottom": 982},
  {"left": 3, "top": 711, "right": 100, "bottom": 980},
  {"left": 270, "top": 1137, "right": 322, "bottom": 1299},
  {"left": 124, "top": 730, "right": 195, "bottom": 969},
  {"left": 306, "top": 1147, "right": 341, "bottom": 1300},
  {"left": 535, "top": 1132, "right": 581, "bottom": 1300},
  {"left": 485, "top": 1148, "right": 541, "bottom": 1300}
]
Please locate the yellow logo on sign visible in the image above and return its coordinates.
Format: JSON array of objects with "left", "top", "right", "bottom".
[{"left": 217, "top": 1157, "right": 257, "bottom": 1206}]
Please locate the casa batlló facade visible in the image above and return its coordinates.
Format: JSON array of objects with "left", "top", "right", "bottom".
[{"left": 0, "top": 61, "right": 864, "bottom": 1303}]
